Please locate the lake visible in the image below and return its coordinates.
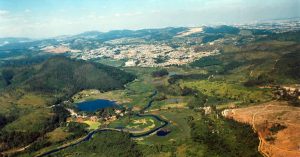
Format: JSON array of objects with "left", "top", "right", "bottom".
[{"left": 76, "top": 99, "right": 117, "bottom": 112}]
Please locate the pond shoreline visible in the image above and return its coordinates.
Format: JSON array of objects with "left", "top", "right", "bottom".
[{"left": 36, "top": 91, "right": 169, "bottom": 157}]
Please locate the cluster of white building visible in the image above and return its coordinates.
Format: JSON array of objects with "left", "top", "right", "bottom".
[{"left": 69, "top": 42, "right": 219, "bottom": 67}]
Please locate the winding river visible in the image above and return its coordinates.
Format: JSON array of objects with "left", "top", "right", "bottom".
[{"left": 37, "top": 91, "right": 168, "bottom": 157}]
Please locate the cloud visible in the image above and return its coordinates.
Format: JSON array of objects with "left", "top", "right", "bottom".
[
  {"left": 0, "top": 10, "right": 9, "bottom": 16},
  {"left": 124, "top": 11, "right": 142, "bottom": 17},
  {"left": 114, "top": 12, "right": 143, "bottom": 18},
  {"left": 25, "top": 9, "right": 31, "bottom": 13}
]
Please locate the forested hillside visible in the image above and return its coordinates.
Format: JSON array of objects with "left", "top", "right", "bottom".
[{"left": 0, "top": 56, "right": 135, "bottom": 152}]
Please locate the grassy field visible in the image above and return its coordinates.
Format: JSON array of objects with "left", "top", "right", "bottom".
[
  {"left": 82, "top": 120, "right": 101, "bottom": 130},
  {"left": 3, "top": 108, "right": 54, "bottom": 132},
  {"left": 46, "top": 127, "right": 71, "bottom": 143},
  {"left": 109, "top": 115, "right": 162, "bottom": 133},
  {"left": 141, "top": 109, "right": 201, "bottom": 144},
  {"left": 16, "top": 93, "right": 48, "bottom": 107},
  {"left": 123, "top": 68, "right": 157, "bottom": 109},
  {"left": 181, "top": 80, "right": 272, "bottom": 104}
]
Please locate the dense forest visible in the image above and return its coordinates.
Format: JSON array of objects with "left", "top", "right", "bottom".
[
  {"left": 0, "top": 56, "right": 136, "bottom": 101},
  {"left": 55, "top": 131, "right": 142, "bottom": 157},
  {"left": 190, "top": 116, "right": 261, "bottom": 157}
]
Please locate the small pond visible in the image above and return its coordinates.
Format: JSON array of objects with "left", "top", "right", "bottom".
[
  {"left": 156, "top": 130, "right": 171, "bottom": 136},
  {"left": 76, "top": 99, "right": 117, "bottom": 112}
]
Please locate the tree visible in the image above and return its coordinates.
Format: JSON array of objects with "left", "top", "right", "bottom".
[{"left": 1, "top": 69, "right": 15, "bottom": 85}]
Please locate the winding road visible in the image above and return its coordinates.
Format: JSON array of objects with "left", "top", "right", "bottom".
[{"left": 36, "top": 91, "right": 169, "bottom": 157}]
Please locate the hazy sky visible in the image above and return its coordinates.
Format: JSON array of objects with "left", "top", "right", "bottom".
[{"left": 0, "top": 0, "right": 299, "bottom": 38}]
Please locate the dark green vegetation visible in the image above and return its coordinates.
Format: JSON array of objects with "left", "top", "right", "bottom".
[
  {"left": 74, "top": 27, "right": 187, "bottom": 42},
  {"left": 190, "top": 56, "right": 222, "bottom": 68},
  {"left": 273, "top": 51, "right": 300, "bottom": 82},
  {"left": 203, "top": 25, "right": 240, "bottom": 34},
  {"left": 168, "top": 74, "right": 208, "bottom": 84},
  {"left": 269, "top": 123, "right": 287, "bottom": 134},
  {"left": 28, "top": 56, "right": 134, "bottom": 97},
  {"left": 190, "top": 116, "right": 261, "bottom": 157},
  {"left": 202, "top": 34, "right": 224, "bottom": 43},
  {"left": 151, "top": 69, "right": 169, "bottom": 77},
  {"left": 190, "top": 43, "right": 300, "bottom": 87},
  {"left": 1, "top": 56, "right": 135, "bottom": 101},
  {"left": 154, "top": 55, "right": 170, "bottom": 64},
  {"left": 54, "top": 131, "right": 142, "bottom": 157},
  {"left": 186, "top": 90, "right": 207, "bottom": 109},
  {"left": 242, "top": 50, "right": 300, "bottom": 86},
  {"left": 0, "top": 106, "right": 69, "bottom": 152}
]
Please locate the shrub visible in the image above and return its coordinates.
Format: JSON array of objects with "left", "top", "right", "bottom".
[{"left": 152, "top": 69, "right": 169, "bottom": 77}]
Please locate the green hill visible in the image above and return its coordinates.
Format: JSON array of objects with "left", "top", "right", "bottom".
[
  {"left": 1, "top": 56, "right": 135, "bottom": 101},
  {"left": 25, "top": 56, "right": 135, "bottom": 99},
  {"left": 272, "top": 51, "right": 300, "bottom": 83},
  {"left": 0, "top": 56, "right": 135, "bottom": 152}
]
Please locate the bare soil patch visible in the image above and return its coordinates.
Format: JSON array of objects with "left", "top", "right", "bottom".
[{"left": 224, "top": 101, "right": 300, "bottom": 157}]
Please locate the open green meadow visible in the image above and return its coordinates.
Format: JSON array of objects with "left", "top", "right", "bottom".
[{"left": 109, "top": 115, "right": 162, "bottom": 134}]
